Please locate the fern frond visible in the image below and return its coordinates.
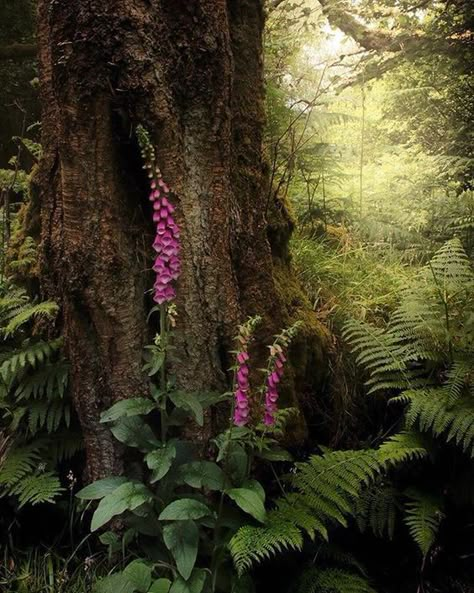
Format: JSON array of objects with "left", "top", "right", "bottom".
[
  {"left": 404, "top": 489, "right": 444, "bottom": 557},
  {"left": 27, "top": 399, "right": 71, "bottom": 435},
  {"left": 401, "top": 389, "right": 474, "bottom": 456},
  {"left": 9, "top": 472, "right": 64, "bottom": 507},
  {"left": 355, "top": 483, "right": 399, "bottom": 539},
  {"left": 0, "top": 339, "right": 62, "bottom": 386},
  {"left": 3, "top": 301, "right": 59, "bottom": 337},
  {"left": 229, "top": 517, "right": 304, "bottom": 575},
  {"left": 47, "top": 430, "right": 83, "bottom": 462},
  {"left": 0, "top": 445, "right": 43, "bottom": 488},
  {"left": 298, "top": 567, "right": 377, "bottom": 593},
  {"left": 428, "top": 238, "right": 473, "bottom": 289},
  {"left": 378, "top": 431, "right": 429, "bottom": 465},
  {"left": 14, "top": 360, "right": 69, "bottom": 401}
]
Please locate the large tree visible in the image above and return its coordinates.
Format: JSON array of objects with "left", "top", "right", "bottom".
[{"left": 34, "top": 0, "right": 327, "bottom": 480}]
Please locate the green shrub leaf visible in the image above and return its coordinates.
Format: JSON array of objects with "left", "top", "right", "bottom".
[
  {"left": 168, "top": 391, "right": 204, "bottom": 426},
  {"left": 177, "top": 461, "right": 225, "bottom": 491},
  {"left": 149, "top": 579, "right": 172, "bottom": 593},
  {"left": 93, "top": 573, "right": 135, "bottom": 593},
  {"left": 163, "top": 520, "right": 199, "bottom": 580},
  {"left": 159, "top": 499, "right": 212, "bottom": 521},
  {"left": 91, "top": 482, "right": 153, "bottom": 531},
  {"left": 226, "top": 488, "right": 266, "bottom": 523},
  {"left": 76, "top": 477, "right": 128, "bottom": 500},
  {"left": 169, "top": 569, "right": 207, "bottom": 593},
  {"left": 123, "top": 560, "right": 152, "bottom": 593},
  {"left": 100, "top": 398, "right": 155, "bottom": 423},
  {"left": 110, "top": 417, "right": 159, "bottom": 450},
  {"left": 146, "top": 443, "right": 177, "bottom": 483}
]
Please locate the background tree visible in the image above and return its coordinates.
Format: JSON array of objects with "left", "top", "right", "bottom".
[{"left": 34, "top": 0, "right": 327, "bottom": 480}]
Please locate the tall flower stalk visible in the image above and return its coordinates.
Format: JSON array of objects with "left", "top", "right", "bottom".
[
  {"left": 230, "top": 318, "right": 300, "bottom": 427},
  {"left": 138, "top": 126, "right": 181, "bottom": 306},
  {"left": 232, "top": 317, "right": 261, "bottom": 427},
  {"left": 138, "top": 126, "right": 181, "bottom": 441},
  {"left": 262, "top": 322, "right": 300, "bottom": 426}
]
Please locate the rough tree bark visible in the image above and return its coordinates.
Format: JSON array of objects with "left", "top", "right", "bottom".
[{"left": 36, "top": 0, "right": 327, "bottom": 480}]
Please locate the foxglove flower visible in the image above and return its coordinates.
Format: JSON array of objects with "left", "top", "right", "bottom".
[
  {"left": 234, "top": 349, "right": 250, "bottom": 427},
  {"left": 139, "top": 128, "right": 181, "bottom": 305},
  {"left": 264, "top": 349, "right": 286, "bottom": 426}
]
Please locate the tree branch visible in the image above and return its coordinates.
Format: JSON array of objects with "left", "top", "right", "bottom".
[
  {"left": 318, "top": 0, "right": 425, "bottom": 52},
  {"left": 0, "top": 44, "right": 37, "bottom": 60}
]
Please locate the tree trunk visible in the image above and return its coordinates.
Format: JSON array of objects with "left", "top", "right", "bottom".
[{"left": 36, "top": 0, "right": 327, "bottom": 480}]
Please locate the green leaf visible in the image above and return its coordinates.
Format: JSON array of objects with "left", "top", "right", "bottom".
[
  {"left": 168, "top": 391, "right": 204, "bottom": 426},
  {"left": 91, "top": 482, "right": 153, "bottom": 531},
  {"left": 159, "top": 499, "right": 212, "bottom": 521},
  {"left": 110, "top": 417, "right": 158, "bottom": 450},
  {"left": 177, "top": 461, "right": 226, "bottom": 491},
  {"left": 257, "top": 448, "right": 293, "bottom": 462},
  {"left": 123, "top": 560, "right": 152, "bottom": 593},
  {"left": 93, "top": 573, "right": 135, "bottom": 593},
  {"left": 76, "top": 477, "right": 128, "bottom": 500},
  {"left": 100, "top": 398, "right": 155, "bottom": 423},
  {"left": 242, "top": 480, "right": 265, "bottom": 502},
  {"left": 163, "top": 520, "right": 199, "bottom": 580},
  {"left": 149, "top": 580, "right": 172, "bottom": 593},
  {"left": 99, "top": 531, "right": 121, "bottom": 553},
  {"left": 169, "top": 569, "right": 207, "bottom": 593},
  {"left": 220, "top": 442, "right": 248, "bottom": 486},
  {"left": 226, "top": 488, "right": 266, "bottom": 523},
  {"left": 143, "top": 350, "right": 165, "bottom": 376},
  {"left": 146, "top": 443, "right": 177, "bottom": 483}
]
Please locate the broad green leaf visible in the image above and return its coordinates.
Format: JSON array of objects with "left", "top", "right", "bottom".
[
  {"left": 257, "top": 448, "right": 293, "bottom": 462},
  {"left": 100, "top": 398, "right": 155, "bottom": 423},
  {"left": 145, "top": 443, "right": 177, "bottom": 483},
  {"left": 195, "top": 391, "right": 228, "bottom": 408},
  {"left": 219, "top": 442, "right": 248, "bottom": 486},
  {"left": 143, "top": 349, "right": 165, "bottom": 376},
  {"left": 159, "top": 499, "right": 212, "bottom": 521},
  {"left": 242, "top": 479, "right": 265, "bottom": 502},
  {"left": 99, "top": 531, "right": 121, "bottom": 553},
  {"left": 110, "top": 417, "right": 158, "bottom": 450},
  {"left": 226, "top": 488, "right": 266, "bottom": 523},
  {"left": 149, "top": 579, "right": 172, "bottom": 593},
  {"left": 93, "top": 573, "right": 135, "bottom": 593},
  {"left": 91, "top": 482, "right": 153, "bottom": 531},
  {"left": 76, "top": 476, "right": 128, "bottom": 500},
  {"left": 177, "top": 461, "right": 225, "bottom": 491},
  {"left": 163, "top": 520, "right": 199, "bottom": 580},
  {"left": 169, "top": 569, "right": 207, "bottom": 593},
  {"left": 123, "top": 560, "right": 152, "bottom": 593},
  {"left": 168, "top": 391, "right": 204, "bottom": 426}
]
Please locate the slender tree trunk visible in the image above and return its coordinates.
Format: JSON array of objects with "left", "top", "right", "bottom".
[{"left": 36, "top": 0, "right": 327, "bottom": 480}]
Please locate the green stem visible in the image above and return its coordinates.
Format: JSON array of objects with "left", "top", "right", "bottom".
[
  {"left": 160, "top": 304, "right": 168, "bottom": 444},
  {"left": 211, "top": 386, "right": 236, "bottom": 592}
]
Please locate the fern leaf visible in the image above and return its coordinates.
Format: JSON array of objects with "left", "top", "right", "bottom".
[
  {"left": 298, "top": 567, "right": 377, "bottom": 593},
  {"left": 404, "top": 490, "right": 444, "bottom": 557},
  {"left": 3, "top": 302, "right": 59, "bottom": 337}
]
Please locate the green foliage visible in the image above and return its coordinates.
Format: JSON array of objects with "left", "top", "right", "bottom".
[
  {"left": 404, "top": 490, "right": 444, "bottom": 558},
  {"left": 292, "top": 235, "right": 409, "bottom": 326},
  {"left": 0, "top": 547, "right": 109, "bottom": 593},
  {"left": 0, "top": 282, "right": 77, "bottom": 507},
  {"left": 79, "top": 313, "right": 301, "bottom": 593},
  {"left": 340, "top": 239, "right": 474, "bottom": 564},
  {"left": 229, "top": 433, "right": 428, "bottom": 574},
  {"left": 297, "top": 567, "right": 377, "bottom": 593},
  {"left": 355, "top": 483, "right": 399, "bottom": 540}
]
